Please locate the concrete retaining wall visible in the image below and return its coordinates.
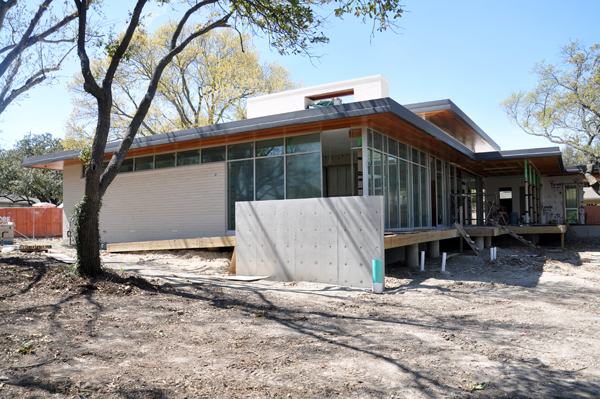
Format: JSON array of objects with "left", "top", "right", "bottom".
[{"left": 235, "top": 196, "right": 384, "bottom": 288}]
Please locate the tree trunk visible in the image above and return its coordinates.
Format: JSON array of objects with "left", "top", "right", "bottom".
[{"left": 75, "top": 191, "right": 102, "bottom": 276}]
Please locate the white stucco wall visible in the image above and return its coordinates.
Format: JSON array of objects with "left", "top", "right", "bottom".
[
  {"left": 247, "top": 75, "right": 390, "bottom": 118},
  {"left": 483, "top": 176, "right": 526, "bottom": 215}
]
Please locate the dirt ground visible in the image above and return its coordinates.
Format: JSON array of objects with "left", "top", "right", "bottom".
[{"left": 1, "top": 238, "right": 600, "bottom": 398}]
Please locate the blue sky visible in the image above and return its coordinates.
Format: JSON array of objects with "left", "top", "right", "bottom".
[{"left": 1, "top": 0, "right": 599, "bottom": 151}]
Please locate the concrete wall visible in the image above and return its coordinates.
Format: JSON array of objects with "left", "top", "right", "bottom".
[
  {"left": 63, "top": 162, "right": 227, "bottom": 243},
  {"left": 236, "top": 196, "right": 384, "bottom": 288},
  {"left": 247, "top": 75, "right": 390, "bottom": 119},
  {"left": 541, "top": 175, "right": 585, "bottom": 224},
  {"left": 570, "top": 225, "right": 600, "bottom": 239}
]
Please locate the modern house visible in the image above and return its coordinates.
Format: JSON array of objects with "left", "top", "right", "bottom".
[{"left": 22, "top": 75, "right": 594, "bottom": 287}]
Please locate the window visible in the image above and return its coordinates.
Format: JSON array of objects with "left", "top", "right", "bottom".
[
  {"left": 155, "top": 153, "right": 176, "bottom": 169},
  {"left": 201, "top": 146, "right": 226, "bottom": 163},
  {"left": 135, "top": 155, "right": 154, "bottom": 171},
  {"left": 118, "top": 158, "right": 134, "bottom": 173},
  {"left": 177, "top": 149, "right": 200, "bottom": 166},
  {"left": 565, "top": 184, "right": 578, "bottom": 224}
]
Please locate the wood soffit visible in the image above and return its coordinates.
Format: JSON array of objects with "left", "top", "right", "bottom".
[{"left": 415, "top": 110, "right": 496, "bottom": 152}]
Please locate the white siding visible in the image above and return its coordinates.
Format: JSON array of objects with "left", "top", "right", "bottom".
[{"left": 62, "top": 162, "right": 227, "bottom": 243}]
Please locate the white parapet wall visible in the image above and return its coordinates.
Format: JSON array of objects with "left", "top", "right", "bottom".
[
  {"left": 247, "top": 75, "right": 390, "bottom": 119},
  {"left": 235, "top": 196, "right": 384, "bottom": 288}
]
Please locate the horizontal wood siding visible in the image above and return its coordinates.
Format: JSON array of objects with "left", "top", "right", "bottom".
[{"left": 62, "top": 163, "right": 227, "bottom": 243}]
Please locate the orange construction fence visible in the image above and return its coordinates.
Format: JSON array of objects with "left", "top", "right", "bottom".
[{"left": 0, "top": 207, "right": 63, "bottom": 238}]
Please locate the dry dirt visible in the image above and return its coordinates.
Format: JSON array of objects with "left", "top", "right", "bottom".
[{"left": 1, "top": 238, "right": 600, "bottom": 398}]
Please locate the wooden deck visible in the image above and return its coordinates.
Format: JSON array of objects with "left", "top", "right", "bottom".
[
  {"left": 384, "top": 224, "right": 566, "bottom": 250},
  {"left": 107, "top": 236, "right": 236, "bottom": 253},
  {"left": 106, "top": 224, "right": 566, "bottom": 253}
]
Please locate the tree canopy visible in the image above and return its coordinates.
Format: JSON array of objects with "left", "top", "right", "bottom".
[
  {"left": 502, "top": 40, "right": 600, "bottom": 164},
  {"left": 63, "top": 26, "right": 298, "bottom": 150},
  {"left": 0, "top": 0, "right": 90, "bottom": 116},
  {"left": 0, "top": 133, "right": 63, "bottom": 205}
]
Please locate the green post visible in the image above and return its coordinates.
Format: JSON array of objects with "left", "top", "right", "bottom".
[
  {"left": 524, "top": 159, "right": 528, "bottom": 179},
  {"left": 372, "top": 259, "right": 383, "bottom": 293}
]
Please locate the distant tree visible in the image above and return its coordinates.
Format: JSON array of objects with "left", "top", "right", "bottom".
[
  {"left": 0, "top": 133, "right": 63, "bottom": 205},
  {"left": 501, "top": 40, "right": 600, "bottom": 194},
  {"left": 63, "top": 26, "right": 298, "bottom": 150},
  {"left": 0, "top": 0, "right": 91, "bottom": 116},
  {"left": 72, "top": 0, "right": 405, "bottom": 277}
]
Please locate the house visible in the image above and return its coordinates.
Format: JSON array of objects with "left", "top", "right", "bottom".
[{"left": 22, "top": 75, "right": 595, "bottom": 287}]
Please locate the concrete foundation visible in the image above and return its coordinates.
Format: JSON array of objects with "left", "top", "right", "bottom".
[
  {"left": 406, "top": 244, "right": 419, "bottom": 268},
  {"left": 484, "top": 236, "right": 492, "bottom": 248},
  {"left": 236, "top": 196, "right": 384, "bottom": 288},
  {"left": 474, "top": 236, "right": 485, "bottom": 250},
  {"left": 427, "top": 240, "right": 440, "bottom": 258}
]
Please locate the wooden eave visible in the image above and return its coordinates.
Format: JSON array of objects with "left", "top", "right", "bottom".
[
  {"left": 415, "top": 109, "right": 497, "bottom": 153},
  {"left": 459, "top": 155, "right": 564, "bottom": 178}
]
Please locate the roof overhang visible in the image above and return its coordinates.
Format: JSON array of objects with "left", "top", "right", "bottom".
[
  {"left": 404, "top": 99, "right": 501, "bottom": 152},
  {"left": 23, "top": 98, "right": 478, "bottom": 170},
  {"left": 464, "top": 147, "right": 565, "bottom": 177}
]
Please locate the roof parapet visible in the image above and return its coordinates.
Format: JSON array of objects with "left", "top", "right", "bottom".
[{"left": 247, "top": 75, "right": 390, "bottom": 119}]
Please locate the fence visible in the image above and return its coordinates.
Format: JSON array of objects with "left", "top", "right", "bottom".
[
  {"left": 0, "top": 207, "right": 63, "bottom": 238},
  {"left": 585, "top": 206, "right": 600, "bottom": 225}
]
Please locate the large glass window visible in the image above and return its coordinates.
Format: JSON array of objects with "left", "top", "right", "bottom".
[
  {"left": 225, "top": 133, "right": 322, "bottom": 230},
  {"left": 367, "top": 129, "right": 430, "bottom": 229},
  {"left": 228, "top": 160, "right": 254, "bottom": 230},
  {"left": 256, "top": 138, "right": 284, "bottom": 157},
  {"left": 286, "top": 153, "right": 321, "bottom": 199},
  {"left": 256, "top": 157, "right": 284, "bottom": 201},
  {"left": 286, "top": 133, "right": 320, "bottom": 154}
]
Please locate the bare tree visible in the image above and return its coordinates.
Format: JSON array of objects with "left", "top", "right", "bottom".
[
  {"left": 73, "top": 0, "right": 405, "bottom": 276},
  {"left": 502, "top": 40, "right": 600, "bottom": 194},
  {"left": 0, "top": 0, "right": 93, "bottom": 115}
]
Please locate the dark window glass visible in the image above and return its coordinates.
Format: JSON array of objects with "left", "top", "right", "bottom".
[
  {"left": 228, "top": 142, "right": 253, "bottom": 160},
  {"left": 177, "top": 149, "right": 200, "bottom": 166},
  {"left": 411, "top": 148, "right": 419, "bottom": 164},
  {"left": 286, "top": 133, "right": 320, "bottom": 154},
  {"left": 119, "top": 158, "right": 134, "bottom": 173},
  {"left": 388, "top": 156, "right": 399, "bottom": 228},
  {"left": 135, "top": 155, "right": 154, "bottom": 171},
  {"left": 373, "top": 131, "right": 383, "bottom": 151},
  {"left": 256, "top": 157, "right": 284, "bottom": 200},
  {"left": 398, "top": 142, "right": 408, "bottom": 159},
  {"left": 286, "top": 153, "right": 321, "bottom": 199},
  {"left": 201, "top": 146, "right": 226, "bottom": 163},
  {"left": 228, "top": 160, "right": 254, "bottom": 230},
  {"left": 256, "top": 138, "right": 284, "bottom": 157},
  {"left": 389, "top": 139, "right": 398, "bottom": 157},
  {"left": 155, "top": 153, "right": 176, "bottom": 169}
]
